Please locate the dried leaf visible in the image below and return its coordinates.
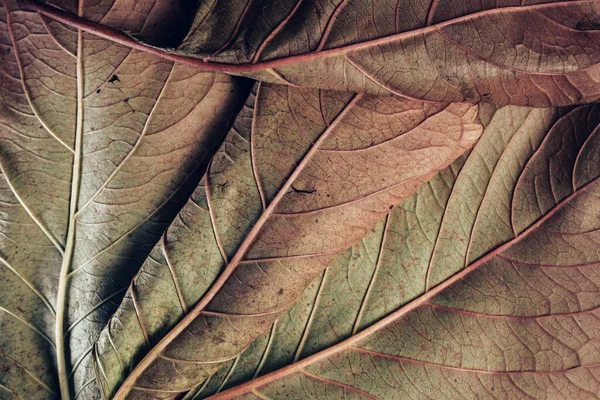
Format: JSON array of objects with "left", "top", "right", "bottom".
[
  {"left": 200, "top": 104, "right": 600, "bottom": 399},
  {"left": 26, "top": 0, "right": 600, "bottom": 107},
  {"left": 93, "top": 82, "right": 483, "bottom": 398},
  {"left": 0, "top": 1, "right": 243, "bottom": 398}
]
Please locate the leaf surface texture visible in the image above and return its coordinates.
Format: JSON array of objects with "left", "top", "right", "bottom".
[
  {"left": 93, "top": 82, "right": 483, "bottom": 398},
  {"left": 0, "top": 1, "right": 243, "bottom": 398},
  {"left": 33, "top": 0, "right": 600, "bottom": 107},
  {"left": 199, "top": 104, "right": 600, "bottom": 399}
]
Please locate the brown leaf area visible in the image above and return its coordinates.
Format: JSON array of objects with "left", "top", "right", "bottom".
[
  {"left": 30, "top": 0, "right": 600, "bottom": 107},
  {"left": 195, "top": 105, "right": 600, "bottom": 399},
  {"left": 93, "top": 83, "right": 483, "bottom": 398},
  {"left": 3, "top": 1, "right": 600, "bottom": 399},
  {"left": 0, "top": 1, "right": 243, "bottom": 399},
  {"left": 22, "top": 0, "right": 600, "bottom": 106},
  {"left": 182, "top": 0, "right": 600, "bottom": 106}
]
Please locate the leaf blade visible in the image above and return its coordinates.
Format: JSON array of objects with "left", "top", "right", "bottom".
[
  {"left": 25, "top": 0, "right": 600, "bottom": 107},
  {"left": 0, "top": 1, "right": 245, "bottom": 398},
  {"left": 204, "top": 104, "right": 600, "bottom": 399},
  {"left": 94, "top": 82, "right": 483, "bottom": 398}
]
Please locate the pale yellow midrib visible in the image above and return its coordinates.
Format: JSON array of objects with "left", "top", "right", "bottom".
[{"left": 55, "top": 20, "right": 85, "bottom": 400}]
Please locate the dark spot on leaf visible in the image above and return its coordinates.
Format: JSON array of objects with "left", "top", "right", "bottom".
[
  {"left": 278, "top": 289, "right": 284, "bottom": 295},
  {"left": 96, "top": 89, "right": 101, "bottom": 94},
  {"left": 576, "top": 20, "right": 600, "bottom": 30},
  {"left": 109, "top": 74, "right": 120, "bottom": 83},
  {"left": 291, "top": 185, "right": 316, "bottom": 194},
  {"left": 389, "top": 205, "right": 393, "bottom": 210},
  {"left": 123, "top": 98, "right": 130, "bottom": 103}
]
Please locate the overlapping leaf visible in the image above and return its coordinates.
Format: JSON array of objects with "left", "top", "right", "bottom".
[
  {"left": 184, "top": 104, "right": 550, "bottom": 397},
  {"left": 93, "top": 82, "right": 483, "bottom": 399},
  {"left": 0, "top": 1, "right": 243, "bottom": 398},
  {"left": 26, "top": 0, "right": 600, "bottom": 107},
  {"left": 198, "top": 104, "right": 600, "bottom": 399}
]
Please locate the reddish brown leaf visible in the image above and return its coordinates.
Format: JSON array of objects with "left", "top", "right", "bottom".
[
  {"left": 199, "top": 104, "right": 600, "bottom": 399},
  {"left": 92, "top": 82, "right": 483, "bottom": 399},
  {"left": 24, "top": 0, "right": 600, "bottom": 107}
]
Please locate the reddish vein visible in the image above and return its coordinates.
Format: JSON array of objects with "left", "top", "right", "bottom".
[
  {"left": 315, "top": 0, "right": 348, "bottom": 51},
  {"left": 252, "top": 0, "right": 305, "bottom": 63}
]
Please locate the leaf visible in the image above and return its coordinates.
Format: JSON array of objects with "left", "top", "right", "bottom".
[
  {"left": 196, "top": 103, "right": 600, "bottom": 399},
  {"left": 174, "top": 104, "right": 553, "bottom": 398},
  {"left": 25, "top": 0, "right": 600, "bottom": 107},
  {"left": 93, "top": 81, "right": 483, "bottom": 399},
  {"left": 0, "top": 1, "right": 244, "bottom": 398}
]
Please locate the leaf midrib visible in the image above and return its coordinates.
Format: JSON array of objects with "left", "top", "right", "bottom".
[
  {"left": 1, "top": 2, "right": 82, "bottom": 397},
  {"left": 54, "top": 11, "right": 85, "bottom": 398}
]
